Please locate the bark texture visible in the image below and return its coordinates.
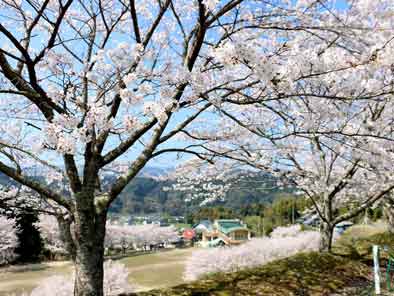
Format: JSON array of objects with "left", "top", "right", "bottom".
[
  {"left": 319, "top": 221, "right": 334, "bottom": 252},
  {"left": 73, "top": 211, "right": 106, "bottom": 296},
  {"left": 72, "top": 185, "right": 107, "bottom": 296},
  {"left": 57, "top": 192, "right": 108, "bottom": 296}
]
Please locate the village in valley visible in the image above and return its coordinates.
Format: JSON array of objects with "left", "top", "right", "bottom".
[{"left": 106, "top": 207, "right": 354, "bottom": 252}]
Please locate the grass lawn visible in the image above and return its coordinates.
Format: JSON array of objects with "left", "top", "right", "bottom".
[
  {"left": 0, "top": 248, "right": 194, "bottom": 296},
  {"left": 174, "top": 223, "right": 191, "bottom": 229},
  {"left": 0, "top": 261, "right": 72, "bottom": 296},
  {"left": 334, "top": 222, "right": 392, "bottom": 260},
  {"left": 122, "top": 248, "right": 193, "bottom": 291}
]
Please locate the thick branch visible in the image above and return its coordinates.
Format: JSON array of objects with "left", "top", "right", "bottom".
[
  {"left": 334, "top": 184, "right": 394, "bottom": 224},
  {"left": 63, "top": 154, "right": 82, "bottom": 193},
  {"left": 129, "top": 0, "right": 141, "bottom": 43},
  {"left": 0, "top": 161, "right": 72, "bottom": 211}
]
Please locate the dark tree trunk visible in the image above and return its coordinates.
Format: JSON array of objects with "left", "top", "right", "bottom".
[
  {"left": 73, "top": 210, "right": 107, "bottom": 296},
  {"left": 319, "top": 221, "right": 334, "bottom": 252},
  {"left": 57, "top": 208, "right": 107, "bottom": 296},
  {"left": 57, "top": 215, "right": 76, "bottom": 260}
]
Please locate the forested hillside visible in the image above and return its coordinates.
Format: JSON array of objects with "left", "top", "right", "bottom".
[
  {"left": 107, "top": 172, "right": 293, "bottom": 216},
  {"left": 0, "top": 170, "right": 293, "bottom": 216}
]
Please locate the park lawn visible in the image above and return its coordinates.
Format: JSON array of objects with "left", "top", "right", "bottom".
[
  {"left": 174, "top": 223, "right": 191, "bottom": 229},
  {"left": 0, "top": 261, "right": 72, "bottom": 295},
  {"left": 0, "top": 248, "right": 194, "bottom": 296},
  {"left": 123, "top": 248, "right": 193, "bottom": 291}
]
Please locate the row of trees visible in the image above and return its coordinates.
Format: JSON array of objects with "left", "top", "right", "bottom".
[
  {"left": 0, "top": 0, "right": 394, "bottom": 294},
  {"left": 0, "top": 213, "right": 179, "bottom": 265}
]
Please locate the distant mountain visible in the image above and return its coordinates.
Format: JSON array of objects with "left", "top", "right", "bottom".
[
  {"left": 0, "top": 168, "right": 292, "bottom": 217},
  {"left": 108, "top": 172, "right": 294, "bottom": 217},
  {"left": 139, "top": 166, "right": 172, "bottom": 178}
]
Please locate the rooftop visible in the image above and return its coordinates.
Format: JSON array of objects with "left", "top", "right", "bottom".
[{"left": 215, "top": 219, "right": 248, "bottom": 234}]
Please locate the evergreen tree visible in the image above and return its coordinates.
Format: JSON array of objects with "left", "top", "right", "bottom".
[{"left": 14, "top": 210, "right": 43, "bottom": 263}]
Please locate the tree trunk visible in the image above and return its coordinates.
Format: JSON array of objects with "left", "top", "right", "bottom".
[
  {"left": 384, "top": 196, "right": 394, "bottom": 233},
  {"left": 73, "top": 201, "right": 107, "bottom": 296},
  {"left": 74, "top": 241, "right": 105, "bottom": 296},
  {"left": 319, "top": 221, "right": 334, "bottom": 252},
  {"left": 57, "top": 210, "right": 107, "bottom": 296},
  {"left": 363, "top": 208, "right": 371, "bottom": 225},
  {"left": 57, "top": 215, "right": 76, "bottom": 260}
]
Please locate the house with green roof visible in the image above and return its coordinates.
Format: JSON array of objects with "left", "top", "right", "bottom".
[{"left": 201, "top": 219, "right": 251, "bottom": 247}]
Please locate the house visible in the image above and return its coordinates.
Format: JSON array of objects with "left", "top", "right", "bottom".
[
  {"left": 192, "top": 220, "right": 213, "bottom": 240},
  {"left": 299, "top": 209, "right": 353, "bottom": 236},
  {"left": 200, "top": 219, "right": 251, "bottom": 247},
  {"left": 334, "top": 221, "right": 353, "bottom": 235},
  {"left": 193, "top": 220, "right": 213, "bottom": 233}
]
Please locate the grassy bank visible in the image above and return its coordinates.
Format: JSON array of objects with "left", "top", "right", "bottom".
[
  {"left": 129, "top": 252, "right": 371, "bottom": 296},
  {"left": 128, "top": 223, "right": 394, "bottom": 296}
]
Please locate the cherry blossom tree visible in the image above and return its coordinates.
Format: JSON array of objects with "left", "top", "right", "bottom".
[
  {"left": 167, "top": 0, "right": 394, "bottom": 252},
  {"left": 37, "top": 214, "right": 68, "bottom": 256},
  {"left": 173, "top": 98, "right": 394, "bottom": 252},
  {"left": 1, "top": 0, "right": 393, "bottom": 293},
  {"left": 0, "top": 215, "right": 18, "bottom": 265},
  {"left": 37, "top": 215, "right": 179, "bottom": 255},
  {"left": 0, "top": 0, "right": 300, "bottom": 293},
  {"left": 105, "top": 223, "right": 178, "bottom": 252}
]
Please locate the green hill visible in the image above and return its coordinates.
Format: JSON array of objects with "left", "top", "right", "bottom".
[
  {"left": 0, "top": 171, "right": 292, "bottom": 217},
  {"left": 109, "top": 173, "right": 293, "bottom": 216}
]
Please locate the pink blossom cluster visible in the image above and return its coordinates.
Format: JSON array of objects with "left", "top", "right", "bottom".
[
  {"left": 270, "top": 224, "right": 303, "bottom": 239},
  {"left": 184, "top": 229, "right": 320, "bottom": 281},
  {"left": 105, "top": 223, "right": 179, "bottom": 250},
  {"left": 37, "top": 215, "right": 67, "bottom": 254},
  {"left": 0, "top": 216, "right": 18, "bottom": 265},
  {"left": 28, "top": 260, "right": 133, "bottom": 296}
]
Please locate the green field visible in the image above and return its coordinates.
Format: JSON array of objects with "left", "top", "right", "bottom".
[{"left": 0, "top": 248, "right": 194, "bottom": 296}]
